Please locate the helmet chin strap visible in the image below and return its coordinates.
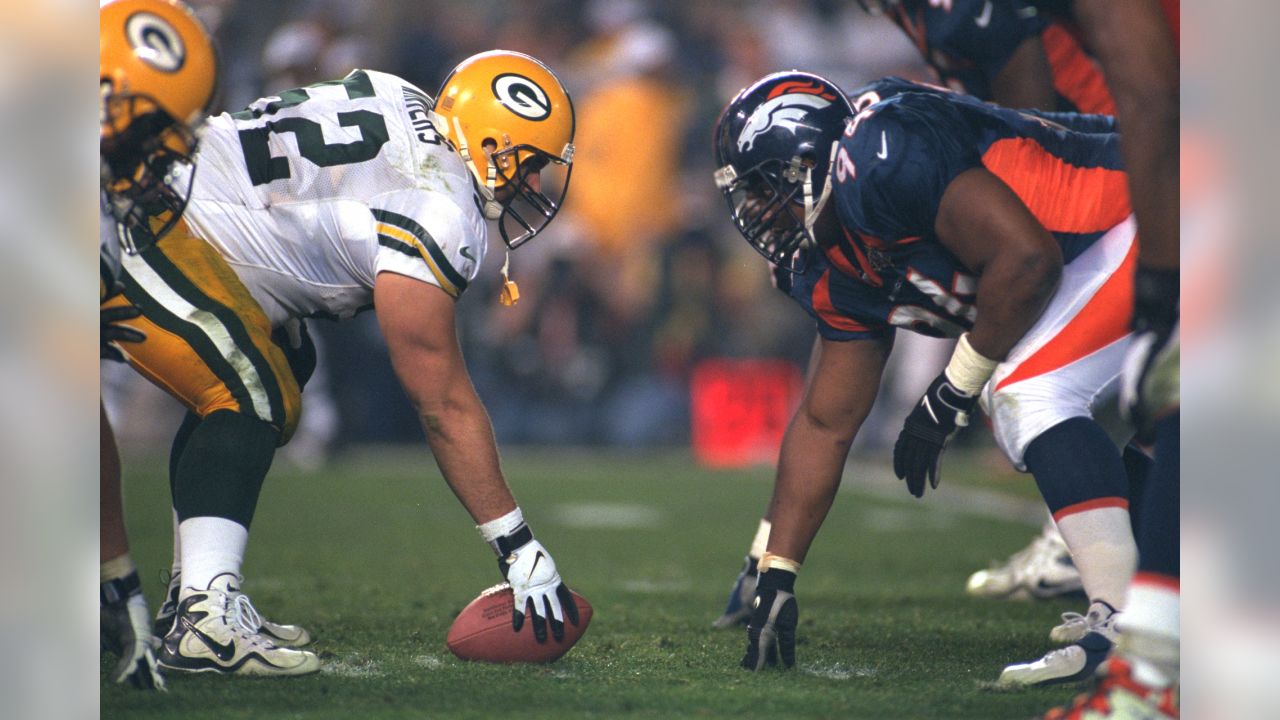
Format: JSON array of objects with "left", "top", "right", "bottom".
[
  {"left": 802, "top": 161, "right": 833, "bottom": 238},
  {"left": 434, "top": 110, "right": 504, "bottom": 220},
  {"left": 802, "top": 141, "right": 840, "bottom": 236}
]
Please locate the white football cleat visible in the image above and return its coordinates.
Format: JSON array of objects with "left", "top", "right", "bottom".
[
  {"left": 155, "top": 571, "right": 312, "bottom": 647},
  {"left": 1052, "top": 600, "right": 1120, "bottom": 645},
  {"left": 966, "top": 523, "right": 1083, "bottom": 600},
  {"left": 157, "top": 575, "right": 319, "bottom": 677},
  {"left": 1000, "top": 610, "right": 1120, "bottom": 687}
]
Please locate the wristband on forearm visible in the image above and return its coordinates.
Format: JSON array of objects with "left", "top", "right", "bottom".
[
  {"left": 478, "top": 507, "right": 529, "bottom": 556},
  {"left": 757, "top": 552, "right": 802, "bottom": 576},
  {"left": 943, "top": 334, "right": 999, "bottom": 396}
]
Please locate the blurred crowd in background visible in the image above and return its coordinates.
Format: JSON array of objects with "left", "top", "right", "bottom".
[{"left": 104, "top": 0, "right": 958, "bottom": 462}]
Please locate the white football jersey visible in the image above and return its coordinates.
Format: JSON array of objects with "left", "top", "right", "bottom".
[{"left": 182, "top": 69, "right": 487, "bottom": 326}]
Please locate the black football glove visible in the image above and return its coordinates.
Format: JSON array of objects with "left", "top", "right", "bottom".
[
  {"left": 893, "top": 372, "right": 979, "bottom": 498},
  {"left": 1120, "top": 265, "right": 1179, "bottom": 443},
  {"left": 100, "top": 571, "right": 165, "bottom": 690},
  {"left": 741, "top": 568, "right": 798, "bottom": 671},
  {"left": 101, "top": 288, "right": 145, "bottom": 362},
  {"left": 495, "top": 525, "right": 579, "bottom": 643}
]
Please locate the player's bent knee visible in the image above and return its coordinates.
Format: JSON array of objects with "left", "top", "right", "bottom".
[{"left": 986, "top": 384, "right": 1093, "bottom": 472}]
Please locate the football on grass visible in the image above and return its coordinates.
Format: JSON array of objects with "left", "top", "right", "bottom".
[{"left": 446, "top": 583, "right": 592, "bottom": 663}]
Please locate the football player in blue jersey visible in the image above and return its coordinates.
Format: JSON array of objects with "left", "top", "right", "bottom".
[
  {"left": 1039, "top": 1, "right": 1180, "bottom": 716},
  {"left": 857, "top": 0, "right": 1115, "bottom": 114},
  {"left": 713, "top": 72, "right": 1144, "bottom": 684}
]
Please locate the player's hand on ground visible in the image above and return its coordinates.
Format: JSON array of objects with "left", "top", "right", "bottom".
[
  {"left": 497, "top": 533, "right": 579, "bottom": 643},
  {"left": 1120, "top": 265, "right": 1179, "bottom": 442},
  {"left": 101, "top": 293, "right": 145, "bottom": 362},
  {"left": 713, "top": 555, "right": 759, "bottom": 628},
  {"left": 101, "top": 574, "right": 165, "bottom": 690},
  {"left": 741, "top": 568, "right": 798, "bottom": 671},
  {"left": 893, "top": 371, "right": 978, "bottom": 497}
]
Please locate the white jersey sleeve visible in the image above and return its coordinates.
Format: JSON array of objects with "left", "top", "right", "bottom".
[{"left": 371, "top": 189, "right": 486, "bottom": 298}]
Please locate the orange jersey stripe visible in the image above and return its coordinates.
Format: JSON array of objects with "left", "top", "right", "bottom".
[
  {"left": 1041, "top": 24, "right": 1116, "bottom": 115},
  {"left": 1053, "top": 496, "right": 1130, "bottom": 522},
  {"left": 995, "top": 239, "right": 1136, "bottom": 393},
  {"left": 813, "top": 270, "right": 873, "bottom": 333},
  {"left": 982, "top": 137, "right": 1132, "bottom": 234}
]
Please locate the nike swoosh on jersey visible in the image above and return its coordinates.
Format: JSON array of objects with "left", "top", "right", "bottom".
[
  {"left": 975, "top": 0, "right": 994, "bottom": 28},
  {"left": 184, "top": 616, "right": 237, "bottom": 662},
  {"left": 877, "top": 131, "right": 889, "bottom": 159},
  {"left": 460, "top": 246, "right": 475, "bottom": 262}
]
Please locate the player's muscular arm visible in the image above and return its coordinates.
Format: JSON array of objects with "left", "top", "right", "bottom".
[
  {"left": 375, "top": 271, "right": 517, "bottom": 524},
  {"left": 1073, "top": 0, "right": 1178, "bottom": 270},
  {"left": 935, "top": 167, "right": 1062, "bottom": 360},
  {"left": 990, "top": 36, "right": 1057, "bottom": 112},
  {"left": 766, "top": 336, "right": 891, "bottom": 563}
]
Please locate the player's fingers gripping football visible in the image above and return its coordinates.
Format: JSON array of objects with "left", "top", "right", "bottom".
[
  {"left": 500, "top": 537, "right": 568, "bottom": 642},
  {"left": 741, "top": 568, "right": 798, "bottom": 671}
]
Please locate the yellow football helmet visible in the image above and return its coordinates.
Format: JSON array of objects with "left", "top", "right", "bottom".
[
  {"left": 100, "top": 0, "right": 218, "bottom": 250},
  {"left": 432, "top": 50, "right": 575, "bottom": 249}
]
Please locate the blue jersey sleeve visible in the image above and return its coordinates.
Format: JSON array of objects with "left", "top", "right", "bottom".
[
  {"left": 783, "top": 254, "right": 895, "bottom": 342},
  {"left": 833, "top": 95, "right": 982, "bottom": 243},
  {"left": 927, "top": 0, "right": 1048, "bottom": 81},
  {"left": 1023, "top": 108, "right": 1118, "bottom": 134}
]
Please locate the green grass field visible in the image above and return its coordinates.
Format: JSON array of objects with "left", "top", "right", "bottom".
[{"left": 102, "top": 447, "right": 1088, "bottom": 719}]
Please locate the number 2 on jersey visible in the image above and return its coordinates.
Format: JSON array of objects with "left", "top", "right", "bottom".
[{"left": 233, "top": 71, "right": 390, "bottom": 186}]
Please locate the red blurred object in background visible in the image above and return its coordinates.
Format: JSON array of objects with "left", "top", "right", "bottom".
[{"left": 691, "top": 359, "right": 804, "bottom": 467}]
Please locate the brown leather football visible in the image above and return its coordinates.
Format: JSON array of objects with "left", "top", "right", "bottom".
[{"left": 446, "top": 583, "right": 592, "bottom": 663}]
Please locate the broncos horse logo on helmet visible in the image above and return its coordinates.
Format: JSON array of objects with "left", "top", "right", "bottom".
[
  {"left": 713, "top": 72, "right": 853, "bottom": 272},
  {"left": 100, "top": 0, "right": 219, "bottom": 252}
]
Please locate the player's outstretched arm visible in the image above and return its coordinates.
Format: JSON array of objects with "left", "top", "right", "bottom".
[
  {"left": 375, "top": 271, "right": 577, "bottom": 640},
  {"left": 892, "top": 167, "right": 1063, "bottom": 496},
  {"left": 375, "top": 271, "right": 516, "bottom": 521},
  {"left": 741, "top": 336, "right": 889, "bottom": 671}
]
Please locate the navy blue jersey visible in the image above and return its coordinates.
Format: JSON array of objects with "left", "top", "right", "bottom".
[
  {"left": 786, "top": 89, "right": 1130, "bottom": 341},
  {"left": 886, "top": 0, "right": 1115, "bottom": 114},
  {"left": 887, "top": 0, "right": 1046, "bottom": 101}
]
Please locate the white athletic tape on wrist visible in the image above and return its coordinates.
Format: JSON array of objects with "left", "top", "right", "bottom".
[
  {"left": 943, "top": 333, "right": 999, "bottom": 396},
  {"left": 100, "top": 553, "right": 137, "bottom": 584},
  {"left": 749, "top": 519, "right": 772, "bottom": 560},
  {"left": 477, "top": 507, "right": 525, "bottom": 544},
  {"left": 758, "top": 552, "right": 802, "bottom": 576}
]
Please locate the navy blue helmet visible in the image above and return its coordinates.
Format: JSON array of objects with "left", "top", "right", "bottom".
[{"left": 713, "top": 71, "right": 854, "bottom": 271}]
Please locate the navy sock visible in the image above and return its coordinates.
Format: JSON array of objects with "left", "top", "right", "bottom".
[
  {"left": 1136, "top": 412, "right": 1179, "bottom": 578},
  {"left": 172, "top": 410, "right": 278, "bottom": 528},
  {"left": 1123, "top": 442, "right": 1153, "bottom": 538},
  {"left": 1024, "top": 417, "right": 1129, "bottom": 516}
]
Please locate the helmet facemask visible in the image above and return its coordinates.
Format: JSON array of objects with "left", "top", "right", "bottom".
[
  {"left": 100, "top": 90, "right": 201, "bottom": 253},
  {"left": 715, "top": 148, "right": 835, "bottom": 274},
  {"left": 490, "top": 144, "right": 573, "bottom": 249}
]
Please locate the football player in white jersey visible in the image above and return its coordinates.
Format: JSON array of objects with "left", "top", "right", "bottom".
[
  {"left": 100, "top": 0, "right": 219, "bottom": 689},
  {"left": 103, "top": 50, "right": 581, "bottom": 675}
]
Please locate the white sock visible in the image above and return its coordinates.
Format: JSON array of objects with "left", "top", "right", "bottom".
[
  {"left": 170, "top": 508, "right": 182, "bottom": 577},
  {"left": 179, "top": 516, "right": 248, "bottom": 594},
  {"left": 749, "top": 519, "right": 772, "bottom": 560},
  {"left": 1054, "top": 506, "right": 1137, "bottom": 609},
  {"left": 1120, "top": 574, "right": 1180, "bottom": 686}
]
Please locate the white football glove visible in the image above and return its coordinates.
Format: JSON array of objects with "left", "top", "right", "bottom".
[
  {"left": 101, "top": 573, "right": 166, "bottom": 691},
  {"left": 495, "top": 527, "right": 579, "bottom": 643}
]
